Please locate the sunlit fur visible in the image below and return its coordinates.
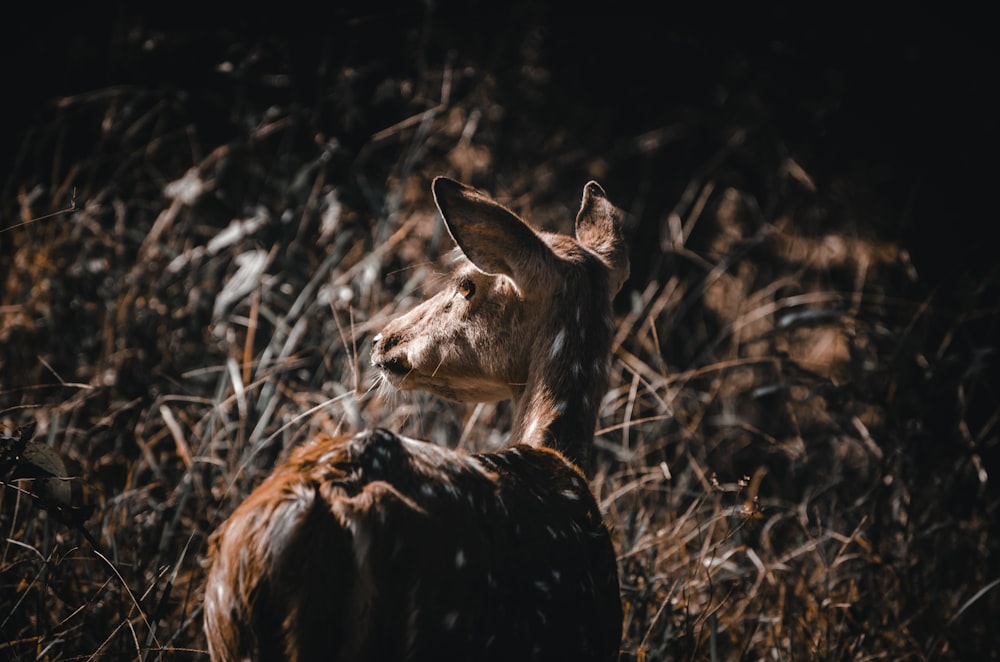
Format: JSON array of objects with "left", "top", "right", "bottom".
[
  {"left": 204, "top": 177, "right": 629, "bottom": 661},
  {"left": 372, "top": 178, "right": 628, "bottom": 463}
]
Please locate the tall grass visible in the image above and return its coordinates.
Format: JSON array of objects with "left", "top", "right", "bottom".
[{"left": 2, "top": 33, "right": 998, "bottom": 661}]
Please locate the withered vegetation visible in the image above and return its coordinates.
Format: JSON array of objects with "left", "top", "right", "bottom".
[{"left": 2, "top": 10, "right": 997, "bottom": 661}]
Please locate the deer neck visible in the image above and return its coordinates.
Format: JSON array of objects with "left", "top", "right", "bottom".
[{"left": 508, "top": 304, "right": 613, "bottom": 459}]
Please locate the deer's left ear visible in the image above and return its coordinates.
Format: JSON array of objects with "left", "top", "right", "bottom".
[
  {"left": 575, "top": 182, "right": 629, "bottom": 296},
  {"left": 433, "top": 177, "right": 554, "bottom": 285}
]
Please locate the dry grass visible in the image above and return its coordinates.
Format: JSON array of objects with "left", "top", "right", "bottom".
[{"left": 2, "top": 20, "right": 999, "bottom": 661}]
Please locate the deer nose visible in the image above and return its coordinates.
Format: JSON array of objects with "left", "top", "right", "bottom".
[
  {"left": 372, "top": 332, "right": 400, "bottom": 354},
  {"left": 371, "top": 332, "right": 408, "bottom": 372}
]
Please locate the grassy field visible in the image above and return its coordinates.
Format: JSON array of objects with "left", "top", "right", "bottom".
[{"left": 2, "top": 9, "right": 998, "bottom": 660}]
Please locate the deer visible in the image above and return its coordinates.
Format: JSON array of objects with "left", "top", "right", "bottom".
[{"left": 203, "top": 176, "right": 630, "bottom": 662}]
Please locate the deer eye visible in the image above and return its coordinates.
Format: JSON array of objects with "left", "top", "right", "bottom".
[{"left": 457, "top": 278, "right": 476, "bottom": 300}]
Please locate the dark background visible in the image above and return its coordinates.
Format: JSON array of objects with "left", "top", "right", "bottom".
[
  {"left": 2, "top": 4, "right": 998, "bottom": 658},
  {"left": 4, "top": 4, "right": 997, "bottom": 285}
]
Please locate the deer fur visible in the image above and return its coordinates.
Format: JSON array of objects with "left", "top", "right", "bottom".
[{"left": 204, "top": 177, "right": 629, "bottom": 661}]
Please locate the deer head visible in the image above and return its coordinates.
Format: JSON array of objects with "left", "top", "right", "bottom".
[{"left": 372, "top": 177, "right": 628, "bottom": 460}]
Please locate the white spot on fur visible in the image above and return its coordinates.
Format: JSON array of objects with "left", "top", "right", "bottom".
[
  {"left": 455, "top": 548, "right": 466, "bottom": 569},
  {"left": 522, "top": 419, "right": 539, "bottom": 443},
  {"left": 443, "top": 610, "right": 459, "bottom": 630},
  {"left": 213, "top": 582, "right": 227, "bottom": 606},
  {"left": 550, "top": 329, "right": 566, "bottom": 358}
]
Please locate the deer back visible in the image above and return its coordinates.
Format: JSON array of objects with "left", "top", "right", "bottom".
[{"left": 204, "top": 428, "right": 622, "bottom": 661}]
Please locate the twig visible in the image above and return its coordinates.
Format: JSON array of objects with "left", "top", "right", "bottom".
[{"left": 1, "top": 188, "right": 77, "bottom": 233}]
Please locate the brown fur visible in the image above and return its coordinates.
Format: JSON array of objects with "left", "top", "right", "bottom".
[
  {"left": 204, "top": 178, "right": 629, "bottom": 661},
  {"left": 205, "top": 430, "right": 621, "bottom": 661}
]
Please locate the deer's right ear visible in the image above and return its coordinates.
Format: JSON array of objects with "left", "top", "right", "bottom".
[
  {"left": 432, "top": 177, "right": 552, "bottom": 283},
  {"left": 575, "top": 181, "right": 629, "bottom": 296}
]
